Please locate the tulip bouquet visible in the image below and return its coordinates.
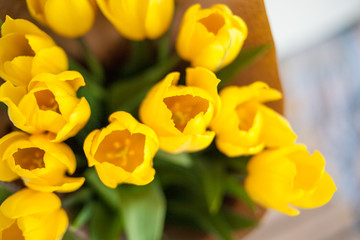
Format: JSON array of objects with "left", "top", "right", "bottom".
[{"left": 0, "top": 1, "right": 336, "bottom": 240}]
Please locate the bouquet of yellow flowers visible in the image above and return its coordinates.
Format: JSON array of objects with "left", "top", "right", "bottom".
[{"left": 0, "top": 0, "right": 336, "bottom": 239}]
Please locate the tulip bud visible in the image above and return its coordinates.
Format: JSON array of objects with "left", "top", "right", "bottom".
[
  {"left": 0, "top": 189, "right": 68, "bottom": 239},
  {"left": 96, "top": 0, "right": 174, "bottom": 40},
  {"left": 0, "top": 71, "right": 91, "bottom": 142},
  {"left": 84, "top": 111, "right": 159, "bottom": 188},
  {"left": 26, "top": 0, "right": 97, "bottom": 38},
  {"left": 245, "top": 145, "right": 337, "bottom": 215},
  {"left": 176, "top": 4, "right": 248, "bottom": 71},
  {"left": 211, "top": 82, "right": 297, "bottom": 157},
  {"left": 139, "top": 67, "right": 220, "bottom": 153},
  {"left": 0, "top": 131, "right": 85, "bottom": 192},
  {"left": 0, "top": 16, "right": 68, "bottom": 87}
]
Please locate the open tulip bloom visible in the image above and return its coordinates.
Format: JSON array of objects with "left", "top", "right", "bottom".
[{"left": 0, "top": 2, "right": 336, "bottom": 240}]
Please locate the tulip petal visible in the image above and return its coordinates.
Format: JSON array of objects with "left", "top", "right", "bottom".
[
  {"left": 95, "top": 162, "right": 131, "bottom": 188},
  {"left": 26, "top": 176, "right": 85, "bottom": 193},
  {"left": 1, "top": 16, "right": 49, "bottom": 38},
  {"left": 291, "top": 172, "right": 337, "bottom": 209},
  {"left": 0, "top": 189, "right": 61, "bottom": 218},
  {"left": 186, "top": 67, "right": 221, "bottom": 114},
  {"left": 259, "top": 105, "right": 297, "bottom": 147},
  {"left": 0, "top": 211, "right": 14, "bottom": 232},
  {"left": 145, "top": 0, "right": 174, "bottom": 39},
  {"left": 54, "top": 97, "right": 91, "bottom": 142},
  {"left": 44, "top": 0, "right": 96, "bottom": 38},
  {"left": 3, "top": 56, "right": 33, "bottom": 86},
  {"left": 25, "top": 0, "right": 47, "bottom": 25},
  {"left": 139, "top": 72, "right": 181, "bottom": 136},
  {"left": 31, "top": 46, "right": 68, "bottom": 77},
  {"left": 176, "top": 4, "right": 200, "bottom": 59},
  {"left": 18, "top": 209, "right": 68, "bottom": 240},
  {"left": 84, "top": 129, "right": 101, "bottom": 167}
]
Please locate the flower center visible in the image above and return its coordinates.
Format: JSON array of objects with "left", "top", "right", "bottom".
[
  {"left": 8, "top": 36, "right": 35, "bottom": 62},
  {"left": 164, "top": 95, "right": 209, "bottom": 132},
  {"left": 235, "top": 103, "right": 257, "bottom": 131},
  {"left": 95, "top": 130, "right": 145, "bottom": 172},
  {"left": 34, "top": 90, "right": 61, "bottom": 113},
  {"left": 13, "top": 147, "right": 45, "bottom": 170},
  {"left": 2, "top": 221, "right": 24, "bottom": 240},
  {"left": 198, "top": 12, "right": 226, "bottom": 35}
]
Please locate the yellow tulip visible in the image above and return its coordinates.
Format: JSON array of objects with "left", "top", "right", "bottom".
[
  {"left": 26, "top": 0, "right": 97, "bottom": 38},
  {"left": 96, "top": 0, "right": 174, "bottom": 40},
  {"left": 0, "top": 71, "right": 91, "bottom": 142},
  {"left": 176, "top": 4, "right": 248, "bottom": 71},
  {"left": 0, "top": 16, "right": 68, "bottom": 87},
  {"left": 0, "top": 188, "right": 68, "bottom": 240},
  {"left": 139, "top": 67, "right": 220, "bottom": 153},
  {"left": 84, "top": 111, "right": 159, "bottom": 188},
  {"left": 0, "top": 131, "right": 85, "bottom": 193},
  {"left": 245, "top": 145, "right": 337, "bottom": 215},
  {"left": 211, "top": 82, "right": 296, "bottom": 157}
]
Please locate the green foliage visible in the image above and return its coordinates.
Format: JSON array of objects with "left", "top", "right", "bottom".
[
  {"left": 107, "top": 54, "right": 181, "bottom": 114},
  {"left": 90, "top": 201, "right": 123, "bottom": 240},
  {"left": 0, "top": 184, "right": 12, "bottom": 204},
  {"left": 71, "top": 201, "right": 94, "bottom": 230},
  {"left": 217, "top": 44, "right": 272, "bottom": 88},
  {"left": 85, "top": 168, "right": 121, "bottom": 211},
  {"left": 118, "top": 180, "right": 166, "bottom": 240},
  {"left": 225, "top": 176, "right": 255, "bottom": 211}
]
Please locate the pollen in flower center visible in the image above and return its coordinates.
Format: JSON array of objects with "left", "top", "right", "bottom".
[
  {"left": 198, "top": 12, "right": 226, "bottom": 35},
  {"left": 95, "top": 130, "right": 145, "bottom": 172},
  {"left": 13, "top": 147, "right": 45, "bottom": 170},
  {"left": 164, "top": 95, "right": 209, "bottom": 132},
  {"left": 2, "top": 220, "right": 25, "bottom": 240},
  {"left": 34, "top": 90, "right": 61, "bottom": 113}
]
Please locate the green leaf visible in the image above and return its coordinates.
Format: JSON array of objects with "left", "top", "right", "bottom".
[
  {"left": 85, "top": 168, "right": 121, "bottom": 211},
  {"left": 226, "top": 155, "right": 252, "bottom": 173},
  {"left": 78, "top": 38, "right": 105, "bottom": 83},
  {"left": 225, "top": 176, "right": 255, "bottom": 211},
  {"left": 0, "top": 184, "right": 12, "bottom": 204},
  {"left": 119, "top": 40, "right": 154, "bottom": 77},
  {"left": 0, "top": 19, "right": 4, "bottom": 29},
  {"left": 107, "top": 54, "right": 181, "bottom": 114},
  {"left": 195, "top": 158, "right": 226, "bottom": 214},
  {"left": 71, "top": 202, "right": 94, "bottom": 230},
  {"left": 217, "top": 44, "right": 272, "bottom": 88},
  {"left": 62, "top": 188, "right": 92, "bottom": 208},
  {"left": 167, "top": 201, "right": 233, "bottom": 240},
  {"left": 90, "top": 201, "right": 123, "bottom": 240},
  {"left": 157, "top": 32, "right": 171, "bottom": 63},
  {"left": 118, "top": 180, "right": 166, "bottom": 240},
  {"left": 63, "top": 229, "right": 83, "bottom": 240},
  {"left": 221, "top": 208, "right": 257, "bottom": 230},
  {"left": 69, "top": 56, "right": 107, "bottom": 143},
  {"left": 155, "top": 150, "right": 193, "bottom": 168}
]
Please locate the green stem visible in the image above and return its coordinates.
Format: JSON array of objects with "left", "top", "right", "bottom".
[
  {"left": 78, "top": 38, "right": 105, "bottom": 83},
  {"left": 84, "top": 168, "right": 121, "bottom": 211},
  {"left": 62, "top": 188, "right": 93, "bottom": 208},
  {"left": 156, "top": 32, "right": 171, "bottom": 63}
]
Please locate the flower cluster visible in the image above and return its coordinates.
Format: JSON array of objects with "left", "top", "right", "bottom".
[
  {"left": 0, "top": 17, "right": 90, "bottom": 239},
  {"left": 0, "top": 1, "right": 337, "bottom": 239}
]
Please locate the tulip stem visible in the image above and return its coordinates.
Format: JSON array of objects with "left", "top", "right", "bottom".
[
  {"left": 78, "top": 38, "right": 105, "bottom": 84},
  {"left": 157, "top": 32, "right": 171, "bottom": 63},
  {"left": 85, "top": 168, "right": 121, "bottom": 212},
  {"left": 118, "top": 40, "right": 153, "bottom": 77},
  {"left": 0, "top": 19, "right": 3, "bottom": 28}
]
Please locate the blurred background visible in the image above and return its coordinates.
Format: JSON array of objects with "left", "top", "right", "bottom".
[{"left": 245, "top": 0, "right": 360, "bottom": 239}]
